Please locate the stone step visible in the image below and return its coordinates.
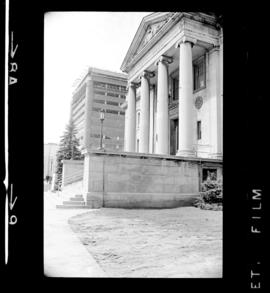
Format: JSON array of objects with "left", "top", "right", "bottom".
[
  {"left": 62, "top": 201, "right": 85, "bottom": 206},
  {"left": 75, "top": 194, "right": 83, "bottom": 198},
  {"left": 56, "top": 204, "right": 90, "bottom": 209},
  {"left": 69, "top": 197, "right": 84, "bottom": 202}
]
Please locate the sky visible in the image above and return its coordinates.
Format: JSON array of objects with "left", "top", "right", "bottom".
[{"left": 44, "top": 12, "right": 151, "bottom": 144}]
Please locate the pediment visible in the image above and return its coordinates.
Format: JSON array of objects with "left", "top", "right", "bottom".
[
  {"left": 135, "top": 19, "right": 169, "bottom": 55},
  {"left": 121, "top": 12, "right": 177, "bottom": 71}
]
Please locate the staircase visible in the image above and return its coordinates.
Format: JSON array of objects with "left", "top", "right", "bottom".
[{"left": 56, "top": 194, "right": 89, "bottom": 209}]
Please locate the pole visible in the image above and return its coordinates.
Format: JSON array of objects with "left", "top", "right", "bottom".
[{"left": 100, "top": 119, "right": 103, "bottom": 149}]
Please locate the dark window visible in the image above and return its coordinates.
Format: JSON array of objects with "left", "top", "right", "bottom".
[
  {"left": 172, "top": 78, "right": 179, "bottom": 100},
  {"left": 94, "top": 81, "right": 106, "bottom": 89},
  {"left": 202, "top": 168, "right": 217, "bottom": 181},
  {"left": 120, "top": 95, "right": 126, "bottom": 99},
  {"left": 197, "top": 121, "right": 202, "bottom": 140},
  {"left": 107, "top": 92, "right": 119, "bottom": 98},
  {"left": 106, "top": 100, "right": 119, "bottom": 106},
  {"left": 194, "top": 57, "right": 206, "bottom": 91},
  {"left": 107, "top": 83, "right": 119, "bottom": 91},
  {"left": 106, "top": 109, "right": 118, "bottom": 115},
  {"left": 120, "top": 86, "right": 127, "bottom": 92}
]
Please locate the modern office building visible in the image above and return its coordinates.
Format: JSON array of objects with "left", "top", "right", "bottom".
[{"left": 70, "top": 67, "right": 128, "bottom": 151}]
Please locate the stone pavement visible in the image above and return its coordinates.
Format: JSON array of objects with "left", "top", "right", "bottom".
[{"left": 44, "top": 191, "right": 106, "bottom": 277}]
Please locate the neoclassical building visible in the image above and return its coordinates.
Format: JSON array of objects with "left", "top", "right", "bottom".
[
  {"left": 121, "top": 12, "right": 223, "bottom": 159},
  {"left": 59, "top": 12, "right": 223, "bottom": 209}
]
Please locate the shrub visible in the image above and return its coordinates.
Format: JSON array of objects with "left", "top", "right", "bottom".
[{"left": 194, "top": 178, "right": 223, "bottom": 210}]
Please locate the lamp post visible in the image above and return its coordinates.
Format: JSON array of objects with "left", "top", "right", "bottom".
[{"left": 99, "top": 109, "right": 105, "bottom": 150}]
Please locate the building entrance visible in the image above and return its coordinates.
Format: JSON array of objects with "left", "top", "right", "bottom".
[{"left": 170, "top": 118, "right": 178, "bottom": 155}]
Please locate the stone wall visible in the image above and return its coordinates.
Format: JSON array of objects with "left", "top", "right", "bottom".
[
  {"left": 83, "top": 150, "right": 222, "bottom": 208},
  {"left": 62, "top": 160, "right": 84, "bottom": 188}
]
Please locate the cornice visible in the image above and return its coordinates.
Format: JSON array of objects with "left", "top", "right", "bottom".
[{"left": 121, "top": 13, "right": 220, "bottom": 75}]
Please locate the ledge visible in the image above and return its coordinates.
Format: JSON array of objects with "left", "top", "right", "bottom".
[
  {"left": 62, "top": 160, "right": 84, "bottom": 165},
  {"left": 83, "top": 149, "right": 223, "bottom": 164}
]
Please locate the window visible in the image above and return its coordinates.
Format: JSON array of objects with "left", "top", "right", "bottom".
[
  {"left": 193, "top": 56, "right": 206, "bottom": 91},
  {"left": 197, "top": 121, "right": 202, "bottom": 140},
  {"left": 107, "top": 83, "right": 119, "bottom": 91},
  {"left": 106, "top": 100, "right": 119, "bottom": 106},
  {"left": 107, "top": 92, "right": 119, "bottom": 98},
  {"left": 94, "top": 81, "right": 106, "bottom": 89},
  {"left": 172, "top": 78, "right": 179, "bottom": 100},
  {"left": 202, "top": 168, "right": 217, "bottom": 181}
]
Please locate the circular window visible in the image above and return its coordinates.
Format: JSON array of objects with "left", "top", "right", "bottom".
[{"left": 195, "top": 96, "right": 203, "bottom": 110}]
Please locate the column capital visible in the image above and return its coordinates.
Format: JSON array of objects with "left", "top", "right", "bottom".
[
  {"left": 208, "top": 44, "right": 220, "bottom": 54},
  {"left": 127, "top": 81, "right": 137, "bottom": 89},
  {"left": 175, "top": 36, "right": 197, "bottom": 48},
  {"left": 155, "top": 55, "right": 173, "bottom": 66},
  {"left": 140, "top": 70, "right": 155, "bottom": 80}
]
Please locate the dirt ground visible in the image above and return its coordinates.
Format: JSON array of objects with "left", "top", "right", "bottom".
[{"left": 69, "top": 207, "right": 222, "bottom": 278}]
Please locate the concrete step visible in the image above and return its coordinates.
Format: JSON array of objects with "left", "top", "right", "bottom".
[
  {"left": 56, "top": 204, "right": 90, "bottom": 209},
  {"left": 62, "top": 201, "right": 85, "bottom": 206},
  {"left": 69, "top": 197, "right": 84, "bottom": 202}
]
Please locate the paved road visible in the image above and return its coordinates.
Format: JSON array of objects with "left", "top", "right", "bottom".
[{"left": 44, "top": 191, "right": 106, "bottom": 277}]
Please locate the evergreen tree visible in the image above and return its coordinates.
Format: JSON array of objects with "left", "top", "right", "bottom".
[{"left": 53, "top": 119, "right": 83, "bottom": 190}]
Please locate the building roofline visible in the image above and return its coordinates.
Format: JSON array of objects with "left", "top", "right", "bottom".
[{"left": 73, "top": 66, "right": 128, "bottom": 95}]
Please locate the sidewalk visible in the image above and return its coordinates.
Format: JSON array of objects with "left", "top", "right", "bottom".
[{"left": 44, "top": 191, "right": 106, "bottom": 277}]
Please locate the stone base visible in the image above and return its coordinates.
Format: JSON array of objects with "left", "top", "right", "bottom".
[
  {"left": 209, "top": 153, "right": 223, "bottom": 160},
  {"left": 104, "top": 192, "right": 199, "bottom": 209},
  {"left": 85, "top": 192, "right": 103, "bottom": 209}
]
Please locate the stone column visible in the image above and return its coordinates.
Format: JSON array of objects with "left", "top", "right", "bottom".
[
  {"left": 209, "top": 45, "right": 222, "bottom": 159},
  {"left": 83, "top": 77, "right": 94, "bottom": 149},
  {"left": 149, "top": 85, "right": 155, "bottom": 153},
  {"left": 219, "top": 33, "right": 223, "bottom": 158},
  {"left": 125, "top": 82, "right": 136, "bottom": 152},
  {"left": 139, "top": 71, "right": 154, "bottom": 153},
  {"left": 176, "top": 37, "right": 197, "bottom": 157},
  {"left": 155, "top": 55, "right": 173, "bottom": 155}
]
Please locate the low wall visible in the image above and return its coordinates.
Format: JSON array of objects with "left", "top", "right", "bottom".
[
  {"left": 62, "top": 160, "right": 84, "bottom": 188},
  {"left": 83, "top": 150, "right": 223, "bottom": 209}
]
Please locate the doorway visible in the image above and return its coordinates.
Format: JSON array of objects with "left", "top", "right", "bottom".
[{"left": 170, "top": 118, "right": 178, "bottom": 155}]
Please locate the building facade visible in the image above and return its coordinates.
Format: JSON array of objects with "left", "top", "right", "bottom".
[
  {"left": 121, "top": 12, "right": 223, "bottom": 160},
  {"left": 70, "top": 67, "right": 128, "bottom": 151}
]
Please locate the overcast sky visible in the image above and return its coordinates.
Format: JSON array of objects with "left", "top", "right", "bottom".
[{"left": 44, "top": 11, "right": 151, "bottom": 144}]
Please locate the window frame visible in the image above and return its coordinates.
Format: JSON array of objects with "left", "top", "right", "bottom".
[
  {"left": 197, "top": 120, "right": 202, "bottom": 140},
  {"left": 193, "top": 55, "right": 206, "bottom": 93}
]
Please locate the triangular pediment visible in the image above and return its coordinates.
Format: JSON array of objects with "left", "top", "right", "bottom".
[
  {"left": 135, "top": 18, "right": 169, "bottom": 55},
  {"left": 121, "top": 12, "right": 177, "bottom": 71}
]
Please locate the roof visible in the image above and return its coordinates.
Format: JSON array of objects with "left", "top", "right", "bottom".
[{"left": 120, "top": 12, "right": 219, "bottom": 73}]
